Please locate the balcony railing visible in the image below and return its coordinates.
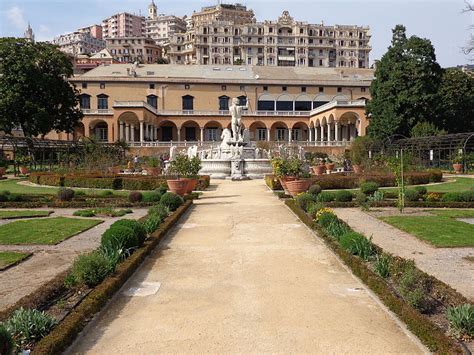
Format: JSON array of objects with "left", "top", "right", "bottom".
[
  {"left": 310, "top": 100, "right": 366, "bottom": 115},
  {"left": 81, "top": 109, "right": 113, "bottom": 115},
  {"left": 122, "top": 140, "right": 352, "bottom": 148}
]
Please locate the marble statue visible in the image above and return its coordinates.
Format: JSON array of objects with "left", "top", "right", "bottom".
[
  {"left": 169, "top": 146, "right": 177, "bottom": 161},
  {"left": 187, "top": 145, "right": 198, "bottom": 158},
  {"left": 230, "top": 97, "right": 248, "bottom": 142},
  {"left": 220, "top": 128, "right": 232, "bottom": 149}
]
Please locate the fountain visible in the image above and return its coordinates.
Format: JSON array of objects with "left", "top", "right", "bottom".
[{"left": 179, "top": 97, "right": 272, "bottom": 180}]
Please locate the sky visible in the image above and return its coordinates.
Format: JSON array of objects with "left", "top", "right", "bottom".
[{"left": 0, "top": 0, "right": 472, "bottom": 67}]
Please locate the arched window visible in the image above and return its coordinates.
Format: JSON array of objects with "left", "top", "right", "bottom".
[
  {"left": 218, "top": 95, "right": 229, "bottom": 110},
  {"left": 147, "top": 94, "right": 158, "bottom": 109},
  {"left": 79, "top": 94, "right": 90, "bottom": 109},
  {"left": 276, "top": 94, "right": 293, "bottom": 111},
  {"left": 182, "top": 95, "right": 194, "bottom": 111},
  {"left": 257, "top": 93, "right": 275, "bottom": 111},
  {"left": 97, "top": 94, "right": 108, "bottom": 110}
]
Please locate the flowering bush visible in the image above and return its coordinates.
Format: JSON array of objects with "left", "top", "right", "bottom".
[
  {"left": 426, "top": 192, "right": 442, "bottom": 202},
  {"left": 316, "top": 207, "right": 335, "bottom": 221}
]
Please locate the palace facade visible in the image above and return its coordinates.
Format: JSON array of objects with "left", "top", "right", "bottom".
[{"left": 53, "top": 64, "right": 373, "bottom": 147}]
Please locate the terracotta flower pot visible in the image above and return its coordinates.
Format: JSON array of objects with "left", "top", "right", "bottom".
[
  {"left": 19, "top": 166, "right": 29, "bottom": 175},
  {"left": 325, "top": 163, "right": 335, "bottom": 172},
  {"left": 452, "top": 163, "right": 463, "bottom": 174},
  {"left": 145, "top": 167, "right": 161, "bottom": 176},
  {"left": 166, "top": 179, "right": 188, "bottom": 196},
  {"left": 0, "top": 167, "right": 5, "bottom": 177},
  {"left": 312, "top": 165, "right": 326, "bottom": 175},
  {"left": 286, "top": 179, "right": 311, "bottom": 197},
  {"left": 279, "top": 176, "right": 296, "bottom": 194},
  {"left": 352, "top": 164, "right": 363, "bottom": 174},
  {"left": 182, "top": 178, "right": 198, "bottom": 193}
]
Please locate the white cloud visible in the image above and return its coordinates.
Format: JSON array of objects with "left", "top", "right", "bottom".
[{"left": 6, "top": 6, "right": 27, "bottom": 30}]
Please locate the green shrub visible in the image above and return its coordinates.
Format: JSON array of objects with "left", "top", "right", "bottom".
[
  {"left": 334, "top": 190, "right": 353, "bottom": 202},
  {"left": 462, "top": 191, "right": 474, "bottom": 202},
  {"left": 355, "top": 192, "right": 368, "bottom": 205},
  {"left": 143, "top": 215, "right": 162, "bottom": 234},
  {"left": 74, "top": 190, "right": 86, "bottom": 196},
  {"left": 414, "top": 186, "right": 427, "bottom": 196},
  {"left": 160, "top": 192, "right": 183, "bottom": 211},
  {"left": 156, "top": 185, "right": 168, "bottom": 195},
  {"left": 306, "top": 202, "right": 324, "bottom": 219},
  {"left": 101, "top": 225, "right": 138, "bottom": 251},
  {"left": 360, "top": 181, "right": 379, "bottom": 195},
  {"left": 339, "top": 232, "right": 375, "bottom": 261},
  {"left": 324, "top": 220, "right": 350, "bottom": 240},
  {"left": 142, "top": 190, "right": 162, "bottom": 203},
  {"left": 57, "top": 188, "right": 75, "bottom": 201},
  {"left": 374, "top": 254, "right": 391, "bottom": 278},
  {"left": 110, "top": 219, "right": 146, "bottom": 246},
  {"left": 66, "top": 250, "right": 117, "bottom": 288},
  {"left": 128, "top": 191, "right": 143, "bottom": 203},
  {"left": 3, "top": 308, "right": 56, "bottom": 347},
  {"left": 308, "top": 184, "right": 322, "bottom": 196},
  {"left": 295, "top": 192, "right": 317, "bottom": 211},
  {"left": 316, "top": 191, "right": 335, "bottom": 202},
  {"left": 148, "top": 204, "right": 169, "bottom": 221},
  {"left": 317, "top": 211, "right": 338, "bottom": 228},
  {"left": 441, "top": 192, "right": 463, "bottom": 202},
  {"left": 99, "top": 190, "right": 114, "bottom": 197},
  {"left": 0, "top": 324, "right": 14, "bottom": 355},
  {"left": 446, "top": 304, "right": 474, "bottom": 337},
  {"left": 397, "top": 263, "right": 431, "bottom": 312},
  {"left": 404, "top": 189, "right": 420, "bottom": 202},
  {"left": 427, "top": 169, "right": 443, "bottom": 182},
  {"left": 73, "top": 210, "right": 96, "bottom": 217}
]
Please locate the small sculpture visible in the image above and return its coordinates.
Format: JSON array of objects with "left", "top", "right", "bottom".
[
  {"left": 169, "top": 146, "right": 177, "bottom": 161},
  {"left": 220, "top": 128, "right": 233, "bottom": 149}
]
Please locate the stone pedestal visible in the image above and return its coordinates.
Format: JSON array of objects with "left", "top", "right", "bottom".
[{"left": 230, "top": 159, "right": 249, "bottom": 181}]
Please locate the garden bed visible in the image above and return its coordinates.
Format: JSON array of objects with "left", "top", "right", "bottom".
[
  {"left": 285, "top": 199, "right": 473, "bottom": 353},
  {"left": 28, "top": 173, "right": 210, "bottom": 191},
  {"left": 265, "top": 170, "right": 442, "bottom": 191}
]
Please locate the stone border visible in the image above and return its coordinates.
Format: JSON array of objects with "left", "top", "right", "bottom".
[
  {"left": 285, "top": 199, "right": 468, "bottom": 354},
  {"left": 31, "top": 200, "right": 192, "bottom": 355}
]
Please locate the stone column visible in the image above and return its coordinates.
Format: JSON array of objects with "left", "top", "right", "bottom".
[
  {"left": 130, "top": 124, "right": 135, "bottom": 142},
  {"left": 125, "top": 124, "right": 130, "bottom": 142},
  {"left": 139, "top": 122, "right": 144, "bottom": 143},
  {"left": 200, "top": 127, "right": 204, "bottom": 142},
  {"left": 288, "top": 128, "right": 292, "bottom": 143},
  {"left": 177, "top": 128, "right": 181, "bottom": 142},
  {"left": 327, "top": 123, "right": 331, "bottom": 142},
  {"left": 315, "top": 126, "right": 319, "bottom": 142},
  {"left": 320, "top": 125, "right": 324, "bottom": 143},
  {"left": 119, "top": 123, "right": 124, "bottom": 141},
  {"left": 308, "top": 127, "right": 313, "bottom": 142},
  {"left": 335, "top": 122, "right": 339, "bottom": 143},
  {"left": 266, "top": 128, "right": 271, "bottom": 141}
]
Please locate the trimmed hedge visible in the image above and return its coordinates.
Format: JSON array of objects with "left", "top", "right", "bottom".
[
  {"left": 265, "top": 170, "right": 442, "bottom": 191},
  {"left": 285, "top": 200, "right": 466, "bottom": 354},
  {"left": 32, "top": 200, "right": 193, "bottom": 354},
  {"left": 28, "top": 173, "right": 210, "bottom": 191}
]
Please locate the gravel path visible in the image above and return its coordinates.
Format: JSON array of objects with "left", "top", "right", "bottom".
[
  {"left": 68, "top": 180, "right": 425, "bottom": 354},
  {"left": 0, "top": 208, "right": 148, "bottom": 311},
  {"left": 333, "top": 208, "right": 474, "bottom": 301}
]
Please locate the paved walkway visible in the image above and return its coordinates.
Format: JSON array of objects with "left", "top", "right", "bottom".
[
  {"left": 69, "top": 180, "right": 425, "bottom": 354},
  {"left": 333, "top": 208, "right": 474, "bottom": 301},
  {"left": 0, "top": 208, "right": 148, "bottom": 310}
]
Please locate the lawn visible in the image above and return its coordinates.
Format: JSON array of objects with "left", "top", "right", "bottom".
[
  {"left": 0, "top": 210, "right": 52, "bottom": 219},
  {"left": 0, "top": 251, "right": 31, "bottom": 270},
  {"left": 425, "top": 177, "right": 474, "bottom": 193},
  {"left": 428, "top": 209, "right": 474, "bottom": 218},
  {"left": 381, "top": 215, "right": 474, "bottom": 247},
  {"left": 0, "top": 217, "right": 103, "bottom": 245},
  {"left": 0, "top": 179, "right": 127, "bottom": 196}
]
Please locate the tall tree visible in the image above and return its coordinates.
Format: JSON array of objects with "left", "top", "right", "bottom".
[
  {"left": 366, "top": 25, "right": 442, "bottom": 140},
  {"left": 0, "top": 38, "right": 83, "bottom": 137},
  {"left": 437, "top": 68, "right": 474, "bottom": 133}
]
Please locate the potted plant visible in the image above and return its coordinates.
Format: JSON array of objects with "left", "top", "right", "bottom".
[
  {"left": 285, "top": 157, "right": 311, "bottom": 196},
  {"left": 183, "top": 156, "right": 202, "bottom": 193},
  {"left": 452, "top": 152, "right": 464, "bottom": 174},
  {"left": 145, "top": 156, "right": 161, "bottom": 176},
  {"left": 350, "top": 137, "right": 372, "bottom": 174},
  {"left": 167, "top": 154, "right": 189, "bottom": 196},
  {"left": 325, "top": 157, "right": 335, "bottom": 172},
  {"left": 16, "top": 155, "right": 31, "bottom": 175},
  {"left": 272, "top": 158, "right": 294, "bottom": 194}
]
